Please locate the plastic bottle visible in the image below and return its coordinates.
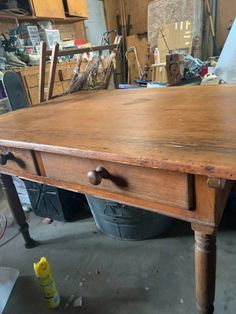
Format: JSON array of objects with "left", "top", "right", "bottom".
[
  {"left": 34, "top": 257, "right": 60, "bottom": 309},
  {"left": 154, "top": 48, "right": 161, "bottom": 64}
]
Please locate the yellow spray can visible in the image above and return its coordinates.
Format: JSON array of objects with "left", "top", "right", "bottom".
[{"left": 34, "top": 257, "right": 60, "bottom": 309}]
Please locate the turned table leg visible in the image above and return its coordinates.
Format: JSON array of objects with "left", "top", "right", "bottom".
[
  {"left": 0, "top": 174, "right": 38, "bottom": 248},
  {"left": 194, "top": 229, "right": 216, "bottom": 314}
]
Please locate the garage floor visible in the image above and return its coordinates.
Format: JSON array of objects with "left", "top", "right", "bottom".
[{"left": 0, "top": 191, "right": 236, "bottom": 314}]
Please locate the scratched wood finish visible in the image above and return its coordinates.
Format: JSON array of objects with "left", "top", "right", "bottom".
[
  {"left": 0, "top": 86, "right": 236, "bottom": 180},
  {"left": 41, "top": 152, "right": 191, "bottom": 210}
]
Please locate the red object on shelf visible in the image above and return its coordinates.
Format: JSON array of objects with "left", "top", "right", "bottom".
[
  {"left": 201, "top": 66, "right": 208, "bottom": 77},
  {"left": 74, "top": 39, "right": 87, "bottom": 46}
]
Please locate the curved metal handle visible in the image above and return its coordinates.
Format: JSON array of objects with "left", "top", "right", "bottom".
[
  {"left": 87, "top": 167, "right": 109, "bottom": 185},
  {"left": 0, "top": 152, "right": 14, "bottom": 166}
]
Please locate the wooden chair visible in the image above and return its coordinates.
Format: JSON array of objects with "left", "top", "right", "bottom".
[{"left": 39, "top": 36, "right": 122, "bottom": 103}]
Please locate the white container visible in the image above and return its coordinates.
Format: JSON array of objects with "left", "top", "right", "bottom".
[
  {"left": 39, "top": 30, "right": 61, "bottom": 49},
  {"left": 154, "top": 48, "right": 160, "bottom": 64}
]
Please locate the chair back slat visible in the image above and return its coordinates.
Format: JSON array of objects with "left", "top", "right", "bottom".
[{"left": 39, "top": 36, "right": 122, "bottom": 102}]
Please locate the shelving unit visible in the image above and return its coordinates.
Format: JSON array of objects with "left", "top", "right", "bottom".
[
  {"left": 0, "top": 1, "right": 88, "bottom": 107},
  {"left": 0, "top": 12, "right": 87, "bottom": 24}
]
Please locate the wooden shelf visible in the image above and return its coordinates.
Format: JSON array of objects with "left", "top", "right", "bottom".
[{"left": 0, "top": 12, "right": 87, "bottom": 23}]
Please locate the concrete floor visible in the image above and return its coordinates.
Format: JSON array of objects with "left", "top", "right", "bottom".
[{"left": 0, "top": 191, "right": 236, "bottom": 314}]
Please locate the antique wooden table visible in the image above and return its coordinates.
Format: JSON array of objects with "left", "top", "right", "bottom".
[{"left": 0, "top": 85, "right": 235, "bottom": 314}]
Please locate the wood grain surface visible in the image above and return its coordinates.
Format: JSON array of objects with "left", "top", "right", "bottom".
[
  {"left": 0, "top": 85, "right": 236, "bottom": 180},
  {"left": 0, "top": 147, "right": 38, "bottom": 175}
]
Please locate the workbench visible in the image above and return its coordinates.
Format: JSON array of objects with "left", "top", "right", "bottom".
[{"left": 0, "top": 86, "right": 235, "bottom": 313}]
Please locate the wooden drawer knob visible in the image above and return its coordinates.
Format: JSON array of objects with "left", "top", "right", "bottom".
[
  {"left": 87, "top": 167, "right": 109, "bottom": 185},
  {"left": 0, "top": 152, "right": 14, "bottom": 166}
]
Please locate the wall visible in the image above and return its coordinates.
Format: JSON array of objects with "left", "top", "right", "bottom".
[
  {"left": 124, "top": 0, "right": 148, "bottom": 34},
  {"left": 85, "top": 0, "right": 107, "bottom": 45},
  {"left": 104, "top": 0, "right": 119, "bottom": 36},
  {"left": 148, "top": 0, "right": 203, "bottom": 55},
  {"left": 56, "top": 22, "right": 85, "bottom": 41},
  {"left": 104, "top": 0, "right": 149, "bottom": 35}
]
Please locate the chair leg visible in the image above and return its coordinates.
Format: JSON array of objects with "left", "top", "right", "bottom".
[
  {"left": 47, "top": 43, "right": 59, "bottom": 101},
  {"left": 39, "top": 41, "right": 47, "bottom": 103}
]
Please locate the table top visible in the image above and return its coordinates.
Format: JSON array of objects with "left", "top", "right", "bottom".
[{"left": 0, "top": 85, "right": 236, "bottom": 180}]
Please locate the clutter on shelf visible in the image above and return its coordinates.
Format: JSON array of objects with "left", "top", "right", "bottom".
[{"left": 0, "top": 19, "right": 88, "bottom": 70}]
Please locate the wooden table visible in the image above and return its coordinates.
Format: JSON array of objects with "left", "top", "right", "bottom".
[{"left": 0, "top": 85, "right": 235, "bottom": 314}]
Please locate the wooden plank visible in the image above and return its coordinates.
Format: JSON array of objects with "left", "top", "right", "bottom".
[
  {"left": 31, "top": 0, "right": 65, "bottom": 18},
  {"left": 73, "top": 21, "right": 86, "bottom": 39},
  {"left": 158, "top": 21, "right": 193, "bottom": 63},
  {"left": 104, "top": 0, "right": 118, "bottom": 35},
  {"left": 124, "top": 0, "right": 149, "bottom": 35},
  {"left": 126, "top": 34, "right": 147, "bottom": 84},
  {"left": 104, "top": 0, "right": 148, "bottom": 36},
  {"left": 39, "top": 41, "right": 47, "bottom": 103},
  {"left": 216, "top": 0, "right": 236, "bottom": 51},
  {"left": 47, "top": 43, "right": 60, "bottom": 100},
  {"left": 103, "top": 0, "right": 123, "bottom": 84},
  {"left": 148, "top": 0, "right": 203, "bottom": 57},
  {"left": 45, "top": 44, "right": 119, "bottom": 57},
  {"left": 27, "top": 0, "right": 36, "bottom": 15},
  {"left": 0, "top": 11, "right": 85, "bottom": 22},
  {"left": 65, "top": 0, "right": 87, "bottom": 17}
]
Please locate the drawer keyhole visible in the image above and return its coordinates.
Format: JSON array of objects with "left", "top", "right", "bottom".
[{"left": 87, "top": 167, "right": 109, "bottom": 185}]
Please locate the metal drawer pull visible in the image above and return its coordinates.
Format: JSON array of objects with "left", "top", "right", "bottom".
[{"left": 87, "top": 167, "right": 109, "bottom": 185}]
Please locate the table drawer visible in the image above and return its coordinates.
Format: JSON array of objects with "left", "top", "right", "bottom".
[
  {"left": 41, "top": 153, "right": 193, "bottom": 210},
  {"left": 0, "top": 147, "right": 37, "bottom": 176}
]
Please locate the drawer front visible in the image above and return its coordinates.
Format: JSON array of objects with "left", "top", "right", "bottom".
[
  {"left": 41, "top": 153, "right": 192, "bottom": 210},
  {"left": 0, "top": 147, "right": 37, "bottom": 175}
]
